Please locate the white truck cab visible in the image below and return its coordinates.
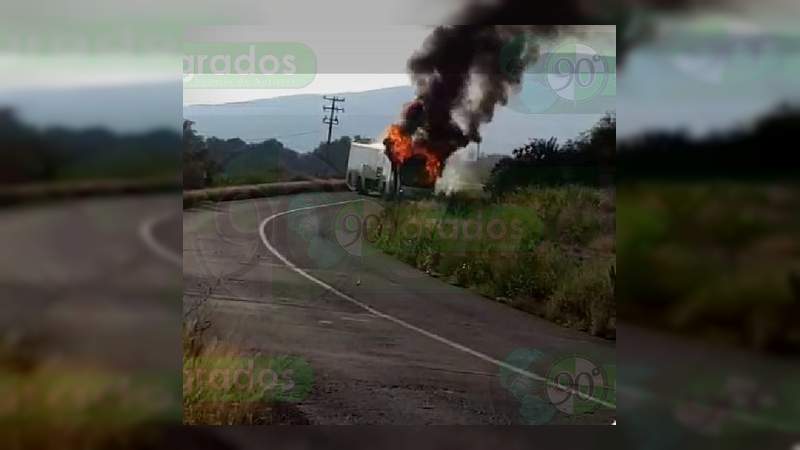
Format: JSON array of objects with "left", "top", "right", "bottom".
[{"left": 345, "top": 141, "right": 395, "bottom": 196}]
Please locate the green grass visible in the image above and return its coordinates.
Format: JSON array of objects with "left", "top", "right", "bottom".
[
  {"left": 182, "top": 302, "right": 310, "bottom": 425},
  {"left": 0, "top": 329, "right": 179, "bottom": 449},
  {"left": 547, "top": 257, "right": 615, "bottom": 335},
  {"left": 371, "top": 186, "right": 616, "bottom": 337},
  {"left": 617, "top": 182, "right": 800, "bottom": 351}
]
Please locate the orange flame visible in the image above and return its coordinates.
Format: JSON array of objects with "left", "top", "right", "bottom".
[
  {"left": 384, "top": 124, "right": 443, "bottom": 186},
  {"left": 423, "top": 150, "right": 442, "bottom": 181},
  {"left": 385, "top": 124, "right": 414, "bottom": 166}
]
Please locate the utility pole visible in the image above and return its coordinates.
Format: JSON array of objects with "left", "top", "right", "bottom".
[{"left": 322, "top": 95, "right": 345, "bottom": 146}]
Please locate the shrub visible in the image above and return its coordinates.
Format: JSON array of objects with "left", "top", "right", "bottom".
[
  {"left": 547, "top": 258, "right": 615, "bottom": 336},
  {"left": 484, "top": 114, "right": 615, "bottom": 198},
  {"left": 370, "top": 186, "right": 615, "bottom": 338},
  {"left": 182, "top": 300, "right": 302, "bottom": 425},
  {"left": 516, "top": 243, "right": 574, "bottom": 300}
]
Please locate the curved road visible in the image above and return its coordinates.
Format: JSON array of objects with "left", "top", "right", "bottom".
[
  {"left": 183, "top": 192, "right": 615, "bottom": 425},
  {"left": 0, "top": 193, "right": 182, "bottom": 394}
]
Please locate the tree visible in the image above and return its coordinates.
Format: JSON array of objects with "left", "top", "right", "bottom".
[
  {"left": 616, "top": 106, "right": 799, "bottom": 180},
  {"left": 0, "top": 109, "right": 58, "bottom": 184},
  {"left": 484, "top": 112, "right": 616, "bottom": 198},
  {"left": 182, "top": 120, "right": 219, "bottom": 189},
  {"left": 310, "top": 136, "right": 351, "bottom": 177}
]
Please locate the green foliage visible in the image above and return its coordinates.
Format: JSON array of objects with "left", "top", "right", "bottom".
[
  {"left": 485, "top": 113, "right": 615, "bottom": 198},
  {"left": 618, "top": 183, "right": 800, "bottom": 351},
  {"left": 0, "top": 109, "right": 180, "bottom": 186},
  {"left": 371, "top": 186, "right": 616, "bottom": 337},
  {"left": 184, "top": 128, "right": 353, "bottom": 190},
  {"left": 618, "top": 104, "right": 800, "bottom": 181},
  {"left": 311, "top": 136, "right": 351, "bottom": 177},
  {"left": 548, "top": 258, "right": 615, "bottom": 336},
  {"left": 183, "top": 120, "right": 218, "bottom": 189},
  {"left": 217, "top": 139, "right": 290, "bottom": 186}
]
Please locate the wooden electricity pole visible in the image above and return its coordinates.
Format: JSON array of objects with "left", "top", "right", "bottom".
[{"left": 322, "top": 95, "right": 345, "bottom": 146}]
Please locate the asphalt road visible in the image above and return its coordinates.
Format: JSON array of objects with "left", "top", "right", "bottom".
[
  {"left": 0, "top": 194, "right": 184, "bottom": 442},
  {"left": 2, "top": 190, "right": 795, "bottom": 444},
  {"left": 183, "top": 191, "right": 616, "bottom": 425},
  {"left": 0, "top": 194, "right": 182, "bottom": 372}
]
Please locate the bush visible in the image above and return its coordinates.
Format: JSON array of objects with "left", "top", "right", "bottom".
[
  {"left": 484, "top": 113, "right": 615, "bottom": 198},
  {"left": 617, "top": 183, "right": 800, "bottom": 352},
  {"left": 182, "top": 300, "right": 303, "bottom": 425},
  {"left": 547, "top": 258, "right": 615, "bottom": 336},
  {"left": 370, "top": 187, "right": 615, "bottom": 338}
]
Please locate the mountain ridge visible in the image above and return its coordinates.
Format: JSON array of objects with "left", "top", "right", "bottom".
[{"left": 184, "top": 85, "right": 603, "bottom": 153}]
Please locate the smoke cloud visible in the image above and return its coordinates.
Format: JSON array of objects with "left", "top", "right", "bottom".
[
  {"left": 395, "top": 25, "right": 568, "bottom": 168},
  {"left": 395, "top": 0, "right": 720, "bottom": 165},
  {"left": 386, "top": 0, "right": 716, "bottom": 188}
]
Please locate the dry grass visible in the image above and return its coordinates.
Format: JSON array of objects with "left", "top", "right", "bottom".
[
  {"left": 618, "top": 182, "right": 800, "bottom": 351},
  {"left": 0, "top": 329, "right": 178, "bottom": 449},
  {"left": 372, "top": 186, "right": 616, "bottom": 338},
  {"left": 182, "top": 301, "right": 309, "bottom": 425}
]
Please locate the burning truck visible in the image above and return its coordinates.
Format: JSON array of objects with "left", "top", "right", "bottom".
[
  {"left": 345, "top": 140, "right": 392, "bottom": 196},
  {"left": 345, "top": 97, "right": 470, "bottom": 198},
  {"left": 348, "top": 25, "right": 573, "bottom": 198},
  {"left": 344, "top": 133, "right": 439, "bottom": 199}
]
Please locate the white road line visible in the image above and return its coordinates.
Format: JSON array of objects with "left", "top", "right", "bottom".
[
  {"left": 139, "top": 213, "right": 182, "bottom": 267},
  {"left": 340, "top": 316, "right": 371, "bottom": 323},
  {"left": 259, "top": 198, "right": 616, "bottom": 411}
]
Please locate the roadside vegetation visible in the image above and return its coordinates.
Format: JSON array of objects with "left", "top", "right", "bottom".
[
  {"left": 182, "top": 314, "right": 267, "bottom": 425},
  {"left": 0, "top": 328, "right": 179, "bottom": 449},
  {"left": 617, "top": 105, "right": 800, "bottom": 352},
  {"left": 0, "top": 108, "right": 179, "bottom": 204},
  {"left": 182, "top": 298, "right": 309, "bottom": 425},
  {"left": 484, "top": 113, "right": 614, "bottom": 198},
  {"left": 0, "top": 109, "right": 180, "bottom": 186},
  {"left": 371, "top": 105, "right": 800, "bottom": 353},
  {"left": 183, "top": 120, "right": 352, "bottom": 190},
  {"left": 371, "top": 187, "right": 615, "bottom": 337},
  {"left": 619, "top": 182, "right": 800, "bottom": 351},
  {"left": 182, "top": 120, "right": 355, "bottom": 208},
  {"left": 371, "top": 114, "right": 616, "bottom": 337}
]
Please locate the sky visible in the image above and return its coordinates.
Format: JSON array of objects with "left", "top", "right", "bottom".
[
  {"left": 183, "top": 74, "right": 413, "bottom": 106},
  {"left": 0, "top": 24, "right": 618, "bottom": 144},
  {"left": 181, "top": 25, "right": 615, "bottom": 106},
  {"left": 617, "top": 14, "right": 800, "bottom": 136},
  {"left": 1, "top": 17, "right": 798, "bottom": 138}
]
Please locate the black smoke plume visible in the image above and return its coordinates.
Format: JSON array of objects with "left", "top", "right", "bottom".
[
  {"left": 393, "top": 0, "right": 717, "bottom": 167},
  {"left": 397, "top": 25, "right": 565, "bottom": 164}
]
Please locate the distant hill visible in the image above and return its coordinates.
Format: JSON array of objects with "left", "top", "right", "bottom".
[
  {"left": 0, "top": 81, "right": 181, "bottom": 133},
  {"left": 0, "top": 109, "right": 179, "bottom": 185},
  {"left": 184, "top": 85, "right": 603, "bottom": 154}
]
